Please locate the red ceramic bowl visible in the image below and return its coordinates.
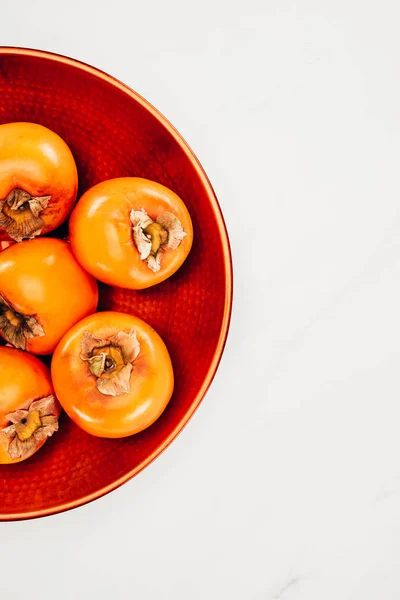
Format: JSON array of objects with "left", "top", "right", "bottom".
[{"left": 0, "top": 48, "right": 232, "bottom": 520}]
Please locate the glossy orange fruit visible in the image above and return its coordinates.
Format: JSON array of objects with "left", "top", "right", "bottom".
[
  {"left": 0, "top": 122, "right": 78, "bottom": 242},
  {"left": 69, "top": 177, "right": 193, "bottom": 289},
  {"left": 51, "top": 311, "right": 174, "bottom": 438},
  {"left": 0, "top": 238, "right": 98, "bottom": 355},
  {"left": 0, "top": 347, "right": 61, "bottom": 464}
]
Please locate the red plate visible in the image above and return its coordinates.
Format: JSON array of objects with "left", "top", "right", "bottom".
[{"left": 0, "top": 47, "right": 232, "bottom": 520}]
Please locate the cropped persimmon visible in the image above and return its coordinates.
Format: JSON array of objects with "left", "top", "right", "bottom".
[
  {"left": 0, "top": 238, "right": 98, "bottom": 355},
  {"left": 0, "top": 122, "right": 78, "bottom": 242},
  {"left": 0, "top": 347, "right": 61, "bottom": 464},
  {"left": 51, "top": 311, "right": 174, "bottom": 438},
  {"left": 69, "top": 177, "right": 193, "bottom": 289}
]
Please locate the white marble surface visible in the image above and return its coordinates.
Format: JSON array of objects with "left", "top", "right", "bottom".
[{"left": 2, "top": 1, "right": 400, "bottom": 598}]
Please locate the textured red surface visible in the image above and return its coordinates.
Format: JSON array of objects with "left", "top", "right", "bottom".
[{"left": 0, "top": 48, "right": 232, "bottom": 520}]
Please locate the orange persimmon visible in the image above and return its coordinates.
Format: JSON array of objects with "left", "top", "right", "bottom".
[
  {"left": 0, "top": 122, "right": 78, "bottom": 242},
  {"left": 51, "top": 311, "right": 174, "bottom": 438},
  {"left": 69, "top": 177, "right": 193, "bottom": 289},
  {"left": 0, "top": 238, "right": 98, "bottom": 355},
  {"left": 0, "top": 347, "right": 61, "bottom": 464}
]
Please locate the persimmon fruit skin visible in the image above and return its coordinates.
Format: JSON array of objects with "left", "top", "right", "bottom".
[{"left": 0, "top": 240, "right": 14, "bottom": 251}]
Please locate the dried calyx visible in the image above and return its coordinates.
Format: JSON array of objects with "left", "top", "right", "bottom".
[
  {"left": 130, "top": 209, "right": 186, "bottom": 273},
  {"left": 0, "top": 396, "right": 59, "bottom": 460},
  {"left": 0, "top": 294, "right": 44, "bottom": 350},
  {"left": 80, "top": 328, "right": 140, "bottom": 396},
  {"left": 0, "top": 188, "right": 51, "bottom": 242}
]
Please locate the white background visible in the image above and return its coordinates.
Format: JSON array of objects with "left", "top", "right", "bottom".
[{"left": 1, "top": 1, "right": 400, "bottom": 598}]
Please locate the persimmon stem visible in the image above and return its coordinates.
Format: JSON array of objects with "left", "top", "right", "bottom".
[
  {"left": 0, "top": 188, "right": 51, "bottom": 241},
  {"left": 15, "top": 410, "right": 42, "bottom": 441},
  {"left": 144, "top": 222, "right": 168, "bottom": 255},
  {"left": 104, "top": 357, "right": 117, "bottom": 372},
  {"left": 80, "top": 329, "right": 140, "bottom": 397},
  {"left": 0, "top": 396, "right": 59, "bottom": 461},
  {"left": 0, "top": 294, "right": 44, "bottom": 350},
  {"left": 130, "top": 209, "right": 186, "bottom": 273}
]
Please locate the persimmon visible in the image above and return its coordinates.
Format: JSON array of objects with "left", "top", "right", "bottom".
[
  {"left": 0, "top": 122, "right": 78, "bottom": 242},
  {"left": 69, "top": 177, "right": 193, "bottom": 289},
  {"left": 0, "top": 347, "right": 61, "bottom": 464},
  {"left": 0, "top": 238, "right": 98, "bottom": 355},
  {"left": 51, "top": 311, "right": 174, "bottom": 438}
]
